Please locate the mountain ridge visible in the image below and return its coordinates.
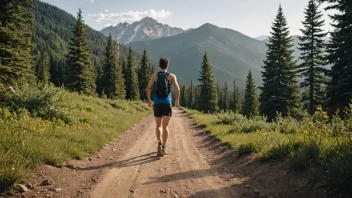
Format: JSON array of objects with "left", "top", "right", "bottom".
[
  {"left": 131, "top": 23, "right": 267, "bottom": 88},
  {"left": 101, "top": 17, "right": 184, "bottom": 44}
]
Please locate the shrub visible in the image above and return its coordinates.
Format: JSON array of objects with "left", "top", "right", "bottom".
[
  {"left": 288, "top": 142, "right": 321, "bottom": 171},
  {"left": 261, "top": 142, "right": 301, "bottom": 161},
  {"left": 241, "top": 119, "right": 273, "bottom": 133},
  {"left": 320, "top": 141, "right": 352, "bottom": 192},
  {"left": 0, "top": 84, "right": 67, "bottom": 120},
  {"left": 237, "top": 143, "right": 256, "bottom": 158},
  {"left": 275, "top": 115, "right": 300, "bottom": 134},
  {"left": 217, "top": 111, "right": 236, "bottom": 124}
]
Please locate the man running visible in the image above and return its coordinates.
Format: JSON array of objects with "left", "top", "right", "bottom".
[{"left": 147, "top": 58, "right": 180, "bottom": 157}]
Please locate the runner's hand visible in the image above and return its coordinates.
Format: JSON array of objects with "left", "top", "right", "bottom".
[{"left": 148, "top": 100, "right": 154, "bottom": 107}]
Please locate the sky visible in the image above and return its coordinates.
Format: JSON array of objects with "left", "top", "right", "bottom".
[{"left": 41, "top": 0, "right": 334, "bottom": 38}]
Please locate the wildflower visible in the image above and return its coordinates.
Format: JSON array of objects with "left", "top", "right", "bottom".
[
  {"left": 316, "top": 107, "right": 322, "bottom": 111},
  {"left": 303, "top": 130, "right": 309, "bottom": 135}
]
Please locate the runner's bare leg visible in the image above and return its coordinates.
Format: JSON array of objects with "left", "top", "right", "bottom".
[
  {"left": 162, "top": 116, "right": 171, "bottom": 146},
  {"left": 155, "top": 117, "right": 162, "bottom": 142}
]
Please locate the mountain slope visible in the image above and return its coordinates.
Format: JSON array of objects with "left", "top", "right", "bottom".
[
  {"left": 101, "top": 17, "right": 184, "bottom": 44},
  {"left": 254, "top": 35, "right": 269, "bottom": 41},
  {"left": 31, "top": 0, "right": 145, "bottom": 77},
  {"left": 131, "top": 23, "right": 267, "bottom": 88}
]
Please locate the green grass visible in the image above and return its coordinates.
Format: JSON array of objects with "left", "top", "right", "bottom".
[
  {"left": 184, "top": 108, "right": 352, "bottom": 193},
  {"left": 0, "top": 86, "right": 151, "bottom": 191}
]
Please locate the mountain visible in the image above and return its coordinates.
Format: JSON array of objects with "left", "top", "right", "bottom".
[
  {"left": 131, "top": 23, "right": 267, "bottom": 88},
  {"left": 101, "top": 17, "right": 184, "bottom": 44},
  {"left": 255, "top": 35, "right": 269, "bottom": 41},
  {"left": 31, "top": 0, "right": 145, "bottom": 81}
]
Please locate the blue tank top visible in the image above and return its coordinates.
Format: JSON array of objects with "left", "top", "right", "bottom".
[{"left": 153, "top": 72, "right": 172, "bottom": 105}]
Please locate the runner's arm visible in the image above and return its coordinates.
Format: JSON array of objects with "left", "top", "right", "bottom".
[
  {"left": 147, "top": 74, "right": 156, "bottom": 106},
  {"left": 171, "top": 75, "right": 180, "bottom": 107}
]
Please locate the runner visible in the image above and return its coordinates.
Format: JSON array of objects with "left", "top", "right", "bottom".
[{"left": 146, "top": 58, "right": 180, "bottom": 157}]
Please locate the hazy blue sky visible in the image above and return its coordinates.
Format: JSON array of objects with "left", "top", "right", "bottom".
[{"left": 41, "top": 0, "right": 334, "bottom": 38}]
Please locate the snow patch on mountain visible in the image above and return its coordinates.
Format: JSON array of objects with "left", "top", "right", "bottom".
[{"left": 101, "top": 17, "right": 184, "bottom": 44}]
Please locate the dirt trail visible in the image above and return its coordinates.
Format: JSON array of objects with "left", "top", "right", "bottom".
[
  {"left": 19, "top": 108, "right": 334, "bottom": 198},
  {"left": 90, "top": 109, "right": 234, "bottom": 198}
]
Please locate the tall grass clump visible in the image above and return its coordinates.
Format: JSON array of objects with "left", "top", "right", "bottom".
[{"left": 0, "top": 84, "right": 66, "bottom": 120}]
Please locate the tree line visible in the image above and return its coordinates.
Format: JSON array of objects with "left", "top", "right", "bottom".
[
  {"left": 1, "top": 0, "right": 351, "bottom": 120},
  {"left": 0, "top": 1, "right": 154, "bottom": 102},
  {"left": 180, "top": 0, "right": 352, "bottom": 120}
]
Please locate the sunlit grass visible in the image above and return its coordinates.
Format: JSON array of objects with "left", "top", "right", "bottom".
[
  {"left": 184, "top": 107, "right": 352, "bottom": 192},
  {"left": 0, "top": 88, "right": 151, "bottom": 190}
]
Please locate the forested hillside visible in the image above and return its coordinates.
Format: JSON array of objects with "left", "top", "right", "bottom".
[
  {"left": 131, "top": 23, "right": 267, "bottom": 87},
  {"left": 31, "top": 0, "right": 146, "bottom": 86}
]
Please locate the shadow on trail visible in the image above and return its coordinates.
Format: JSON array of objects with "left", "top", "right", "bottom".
[
  {"left": 173, "top": 111, "right": 187, "bottom": 118},
  {"left": 78, "top": 152, "right": 160, "bottom": 171},
  {"left": 143, "top": 169, "right": 214, "bottom": 185}
]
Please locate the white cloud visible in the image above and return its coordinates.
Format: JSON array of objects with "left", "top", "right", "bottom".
[
  {"left": 105, "top": 9, "right": 108, "bottom": 12},
  {"left": 84, "top": 0, "right": 95, "bottom": 3},
  {"left": 88, "top": 9, "right": 172, "bottom": 23}
]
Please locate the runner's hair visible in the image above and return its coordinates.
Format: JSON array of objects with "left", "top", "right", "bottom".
[{"left": 159, "top": 58, "right": 169, "bottom": 69}]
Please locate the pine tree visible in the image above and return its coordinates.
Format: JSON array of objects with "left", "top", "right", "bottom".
[
  {"left": 298, "top": 0, "right": 328, "bottom": 115},
  {"left": 101, "top": 34, "right": 115, "bottom": 98},
  {"left": 138, "top": 50, "right": 150, "bottom": 100},
  {"left": 195, "top": 84, "right": 201, "bottom": 106},
  {"left": 0, "top": 0, "right": 35, "bottom": 85},
  {"left": 321, "top": 0, "right": 352, "bottom": 115},
  {"left": 180, "top": 85, "right": 188, "bottom": 107},
  {"left": 242, "top": 70, "right": 259, "bottom": 117},
  {"left": 197, "top": 52, "right": 218, "bottom": 113},
  {"left": 102, "top": 34, "right": 125, "bottom": 99},
  {"left": 96, "top": 65, "right": 104, "bottom": 97},
  {"left": 222, "top": 82, "right": 230, "bottom": 111},
  {"left": 217, "top": 83, "right": 223, "bottom": 110},
  {"left": 115, "top": 63, "right": 125, "bottom": 100},
  {"left": 232, "top": 79, "right": 241, "bottom": 113},
  {"left": 50, "top": 59, "right": 65, "bottom": 87},
  {"left": 150, "top": 64, "right": 156, "bottom": 74},
  {"left": 36, "top": 51, "right": 51, "bottom": 84},
  {"left": 65, "top": 9, "right": 96, "bottom": 96},
  {"left": 52, "top": 59, "right": 65, "bottom": 87},
  {"left": 259, "top": 6, "right": 301, "bottom": 120},
  {"left": 125, "top": 47, "right": 139, "bottom": 100},
  {"left": 121, "top": 57, "right": 127, "bottom": 79},
  {"left": 187, "top": 80, "right": 195, "bottom": 109}
]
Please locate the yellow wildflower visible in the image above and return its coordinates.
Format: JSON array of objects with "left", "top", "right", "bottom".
[{"left": 316, "top": 107, "right": 322, "bottom": 111}]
